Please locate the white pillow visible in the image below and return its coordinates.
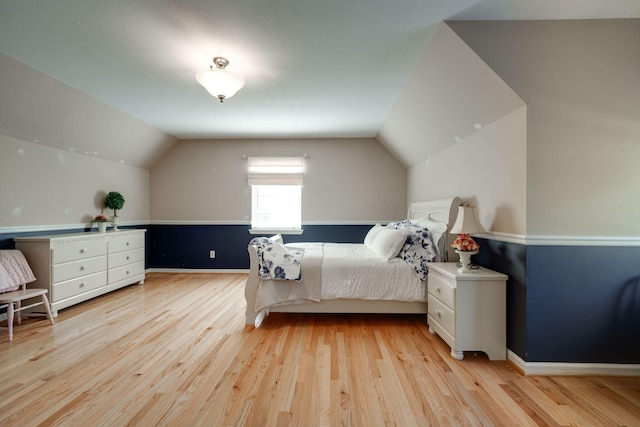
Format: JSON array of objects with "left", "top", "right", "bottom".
[
  {"left": 368, "top": 227, "right": 408, "bottom": 261},
  {"left": 268, "top": 234, "right": 283, "bottom": 243},
  {"left": 363, "top": 223, "right": 383, "bottom": 246}
]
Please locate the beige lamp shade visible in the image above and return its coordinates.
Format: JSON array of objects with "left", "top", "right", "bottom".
[{"left": 450, "top": 206, "right": 485, "bottom": 235}]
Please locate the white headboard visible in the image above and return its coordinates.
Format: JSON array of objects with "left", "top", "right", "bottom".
[{"left": 407, "top": 197, "right": 462, "bottom": 261}]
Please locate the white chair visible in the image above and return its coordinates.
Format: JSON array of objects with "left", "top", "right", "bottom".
[{"left": 0, "top": 283, "right": 54, "bottom": 342}]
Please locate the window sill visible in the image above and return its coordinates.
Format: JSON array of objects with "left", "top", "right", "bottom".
[{"left": 249, "top": 228, "right": 304, "bottom": 235}]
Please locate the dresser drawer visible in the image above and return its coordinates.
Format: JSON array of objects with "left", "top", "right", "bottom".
[
  {"left": 109, "top": 248, "right": 145, "bottom": 269},
  {"left": 428, "top": 294, "right": 455, "bottom": 336},
  {"left": 53, "top": 271, "right": 107, "bottom": 302},
  {"left": 52, "top": 256, "right": 107, "bottom": 283},
  {"left": 428, "top": 269, "right": 456, "bottom": 309},
  {"left": 109, "top": 261, "right": 144, "bottom": 284},
  {"left": 109, "top": 234, "right": 144, "bottom": 253},
  {"left": 52, "top": 240, "right": 108, "bottom": 264}
]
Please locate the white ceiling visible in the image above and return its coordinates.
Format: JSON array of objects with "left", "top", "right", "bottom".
[{"left": 1, "top": 0, "right": 638, "bottom": 146}]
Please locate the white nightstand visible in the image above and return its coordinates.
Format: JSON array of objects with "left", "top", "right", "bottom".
[{"left": 427, "top": 262, "right": 507, "bottom": 360}]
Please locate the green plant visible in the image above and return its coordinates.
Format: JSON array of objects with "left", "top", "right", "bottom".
[{"left": 104, "top": 191, "right": 125, "bottom": 216}]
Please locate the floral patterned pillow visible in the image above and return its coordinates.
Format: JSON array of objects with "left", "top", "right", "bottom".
[{"left": 387, "top": 220, "right": 437, "bottom": 281}]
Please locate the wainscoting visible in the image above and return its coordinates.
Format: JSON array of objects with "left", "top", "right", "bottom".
[{"left": 2, "top": 223, "right": 639, "bottom": 372}]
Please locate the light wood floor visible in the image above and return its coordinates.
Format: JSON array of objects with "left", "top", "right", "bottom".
[{"left": 1, "top": 273, "right": 639, "bottom": 426}]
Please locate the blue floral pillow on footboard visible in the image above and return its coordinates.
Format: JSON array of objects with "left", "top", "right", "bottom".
[{"left": 387, "top": 220, "right": 437, "bottom": 281}]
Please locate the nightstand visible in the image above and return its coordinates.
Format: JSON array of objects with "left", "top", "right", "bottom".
[{"left": 427, "top": 262, "right": 507, "bottom": 360}]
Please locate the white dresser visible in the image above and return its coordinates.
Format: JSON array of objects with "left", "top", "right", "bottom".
[
  {"left": 427, "top": 262, "right": 507, "bottom": 361},
  {"left": 15, "top": 230, "right": 145, "bottom": 317}
]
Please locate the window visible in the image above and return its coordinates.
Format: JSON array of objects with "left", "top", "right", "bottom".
[{"left": 248, "top": 157, "right": 304, "bottom": 234}]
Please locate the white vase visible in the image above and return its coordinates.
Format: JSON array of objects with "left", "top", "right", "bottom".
[
  {"left": 97, "top": 222, "right": 107, "bottom": 233},
  {"left": 111, "top": 215, "right": 120, "bottom": 231},
  {"left": 455, "top": 249, "right": 478, "bottom": 273}
]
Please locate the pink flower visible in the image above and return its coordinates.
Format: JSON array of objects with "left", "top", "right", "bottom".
[
  {"left": 451, "top": 233, "right": 479, "bottom": 252},
  {"left": 92, "top": 214, "right": 110, "bottom": 223}
]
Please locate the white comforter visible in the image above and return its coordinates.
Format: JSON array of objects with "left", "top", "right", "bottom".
[
  {"left": 253, "top": 242, "right": 427, "bottom": 325},
  {"left": 318, "top": 243, "right": 426, "bottom": 301}
]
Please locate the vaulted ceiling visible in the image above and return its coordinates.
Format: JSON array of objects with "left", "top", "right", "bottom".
[{"left": 1, "top": 0, "right": 638, "bottom": 168}]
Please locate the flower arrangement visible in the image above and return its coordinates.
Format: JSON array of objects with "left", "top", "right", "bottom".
[
  {"left": 451, "top": 233, "right": 480, "bottom": 252},
  {"left": 92, "top": 214, "right": 110, "bottom": 223}
]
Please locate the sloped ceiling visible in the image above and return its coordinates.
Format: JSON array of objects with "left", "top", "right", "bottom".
[
  {"left": 0, "top": 0, "right": 638, "bottom": 169},
  {"left": 378, "top": 23, "right": 525, "bottom": 167}
]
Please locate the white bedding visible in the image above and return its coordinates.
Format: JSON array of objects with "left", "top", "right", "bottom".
[
  {"left": 255, "top": 242, "right": 426, "bottom": 315},
  {"left": 318, "top": 243, "right": 426, "bottom": 301}
]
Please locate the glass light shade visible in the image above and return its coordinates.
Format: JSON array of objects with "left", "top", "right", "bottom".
[
  {"left": 450, "top": 206, "right": 485, "bottom": 234},
  {"left": 196, "top": 68, "right": 245, "bottom": 101}
]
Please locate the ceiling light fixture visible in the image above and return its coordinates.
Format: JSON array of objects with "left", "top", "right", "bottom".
[{"left": 196, "top": 57, "right": 245, "bottom": 103}]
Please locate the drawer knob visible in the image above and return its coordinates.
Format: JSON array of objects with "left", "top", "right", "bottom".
[
  {"left": 80, "top": 265, "right": 85, "bottom": 271},
  {"left": 436, "top": 310, "right": 442, "bottom": 318},
  {"left": 126, "top": 256, "right": 130, "bottom": 260},
  {"left": 126, "top": 270, "right": 130, "bottom": 274},
  {"left": 435, "top": 286, "right": 441, "bottom": 293},
  {"left": 126, "top": 242, "right": 130, "bottom": 246},
  {"left": 79, "top": 283, "right": 85, "bottom": 288},
  {"left": 80, "top": 248, "right": 86, "bottom": 253}
]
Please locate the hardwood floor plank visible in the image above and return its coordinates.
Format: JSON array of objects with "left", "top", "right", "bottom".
[{"left": 1, "top": 272, "right": 639, "bottom": 426}]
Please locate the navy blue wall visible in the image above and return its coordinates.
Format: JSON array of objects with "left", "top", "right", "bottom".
[
  {"left": 476, "top": 239, "right": 640, "bottom": 364},
  {"left": 475, "top": 238, "right": 527, "bottom": 362},
  {"left": 526, "top": 245, "right": 640, "bottom": 364},
  {"left": 147, "top": 224, "right": 372, "bottom": 269}
]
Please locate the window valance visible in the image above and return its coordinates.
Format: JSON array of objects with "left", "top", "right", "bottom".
[{"left": 247, "top": 157, "right": 304, "bottom": 185}]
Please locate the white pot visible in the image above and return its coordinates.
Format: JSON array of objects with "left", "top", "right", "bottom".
[
  {"left": 455, "top": 249, "right": 478, "bottom": 273},
  {"left": 111, "top": 215, "right": 120, "bottom": 231},
  {"left": 97, "top": 222, "right": 107, "bottom": 233}
]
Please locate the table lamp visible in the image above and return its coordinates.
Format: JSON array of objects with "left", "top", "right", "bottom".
[{"left": 450, "top": 205, "right": 485, "bottom": 272}]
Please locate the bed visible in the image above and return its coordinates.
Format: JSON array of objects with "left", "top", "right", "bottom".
[{"left": 245, "top": 197, "right": 462, "bottom": 327}]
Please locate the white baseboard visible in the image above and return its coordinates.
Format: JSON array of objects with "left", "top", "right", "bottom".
[
  {"left": 146, "top": 268, "right": 249, "bottom": 274},
  {"left": 508, "top": 350, "right": 640, "bottom": 376}
]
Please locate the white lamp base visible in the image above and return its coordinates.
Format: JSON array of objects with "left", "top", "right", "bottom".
[{"left": 455, "top": 249, "right": 478, "bottom": 273}]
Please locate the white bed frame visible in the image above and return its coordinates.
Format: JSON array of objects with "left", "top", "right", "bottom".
[{"left": 245, "top": 197, "right": 461, "bottom": 325}]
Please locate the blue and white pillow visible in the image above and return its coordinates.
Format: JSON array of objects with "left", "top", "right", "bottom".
[
  {"left": 387, "top": 220, "right": 437, "bottom": 281},
  {"left": 250, "top": 237, "right": 303, "bottom": 281}
]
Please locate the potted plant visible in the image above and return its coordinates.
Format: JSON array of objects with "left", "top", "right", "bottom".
[
  {"left": 104, "top": 191, "right": 125, "bottom": 231},
  {"left": 92, "top": 214, "right": 110, "bottom": 233}
]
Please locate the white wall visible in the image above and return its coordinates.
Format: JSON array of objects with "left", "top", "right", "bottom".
[
  {"left": 377, "top": 23, "right": 524, "bottom": 169},
  {"left": 379, "top": 22, "right": 527, "bottom": 236},
  {"left": 0, "top": 135, "right": 150, "bottom": 229},
  {"left": 150, "top": 138, "right": 407, "bottom": 222},
  {"left": 449, "top": 19, "right": 640, "bottom": 237},
  {"left": 408, "top": 107, "right": 527, "bottom": 236},
  {"left": 0, "top": 52, "right": 177, "bottom": 170}
]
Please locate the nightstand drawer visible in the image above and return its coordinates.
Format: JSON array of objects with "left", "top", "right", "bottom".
[
  {"left": 428, "top": 269, "right": 455, "bottom": 309},
  {"left": 428, "top": 294, "right": 455, "bottom": 336}
]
